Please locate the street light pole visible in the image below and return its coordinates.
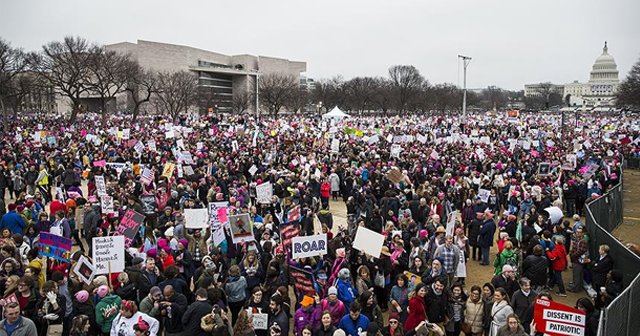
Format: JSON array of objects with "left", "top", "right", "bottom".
[
  {"left": 255, "top": 72, "right": 260, "bottom": 121},
  {"left": 458, "top": 55, "right": 472, "bottom": 116}
]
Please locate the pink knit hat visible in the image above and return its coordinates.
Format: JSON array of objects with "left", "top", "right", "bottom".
[
  {"left": 97, "top": 285, "right": 110, "bottom": 298},
  {"left": 74, "top": 290, "right": 89, "bottom": 303}
]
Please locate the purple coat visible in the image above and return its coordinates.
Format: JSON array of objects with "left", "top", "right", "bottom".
[{"left": 294, "top": 306, "right": 321, "bottom": 336}]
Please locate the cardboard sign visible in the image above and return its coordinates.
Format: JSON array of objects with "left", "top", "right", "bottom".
[
  {"left": 386, "top": 168, "right": 404, "bottom": 184},
  {"left": 162, "top": 162, "right": 175, "bottom": 179},
  {"left": 252, "top": 312, "right": 268, "bottom": 330},
  {"left": 184, "top": 208, "right": 209, "bottom": 229},
  {"left": 73, "top": 255, "right": 96, "bottom": 285},
  {"left": 256, "top": 182, "right": 273, "bottom": 204},
  {"left": 353, "top": 226, "right": 385, "bottom": 258},
  {"left": 229, "top": 213, "right": 254, "bottom": 244},
  {"left": 477, "top": 188, "right": 491, "bottom": 203},
  {"left": 38, "top": 232, "right": 72, "bottom": 263},
  {"left": 248, "top": 165, "right": 258, "bottom": 176},
  {"left": 291, "top": 234, "right": 328, "bottom": 259},
  {"left": 331, "top": 139, "right": 340, "bottom": 153},
  {"left": 208, "top": 202, "right": 228, "bottom": 231},
  {"left": 92, "top": 236, "right": 125, "bottom": 275},
  {"left": 139, "top": 195, "right": 156, "bottom": 215},
  {"left": 115, "top": 209, "right": 145, "bottom": 247},
  {"left": 95, "top": 175, "right": 107, "bottom": 196},
  {"left": 533, "top": 298, "right": 585, "bottom": 336},
  {"left": 280, "top": 222, "right": 301, "bottom": 256},
  {"left": 100, "top": 195, "right": 114, "bottom": 214}
]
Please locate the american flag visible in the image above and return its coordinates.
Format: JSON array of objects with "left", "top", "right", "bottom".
[
  {"left": 287, "top": 205, "right": 301, "bottom": 223},
  {"left": 279, "top": 222, "right": 301, "bottom": 259},
  {"left": 140, "top": 167, "right": 155, "bottom": 185}
]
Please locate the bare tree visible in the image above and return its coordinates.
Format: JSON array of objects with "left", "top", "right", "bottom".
[
  {"left": 285, "top": 87, "right": 310, "bottom": 113},
  {"left": 371, "top": 77, "right": 393, "bottom": 115},
  {"left": 311, "top": 76, "right": 347, "bottom": 113},
  {"left": 481, "top": 85, "right": 508, "bottom": 110},
  {"left": 0, "top": 38, "right": 31, "bottom": 116},
  {"left": 232, "top": 90, "right": 252, "bottom": 114},
  {"left": 388, "top": 65, "right": 425, "bottom": 113},
  {"left": 125, "top": 64, "right": 159, "bottom": 123},
  {"left": 617, "top": 56, "right": 640, "bottom": 109},
  {"left": 153, "top": 71, "right": 198, "bottom": 122},
  {"left": 344, "top": 76, "right": 377, "bottom": 113},
  {"left": 36, "top": 36, "right": 97, "bottom": 124},
  {"left": 258, "top": 73, "right": 298, "bottom": 115},
  {"left": 86, "top": 48, "right": 135, "bottom": 122},
  {"left": 432, "top": 83, "right": 461, "bottom": 114}
]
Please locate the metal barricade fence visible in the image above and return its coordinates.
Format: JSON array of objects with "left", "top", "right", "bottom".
[{"left": 584, "top": 173, "right": 640, "bottom": 336}]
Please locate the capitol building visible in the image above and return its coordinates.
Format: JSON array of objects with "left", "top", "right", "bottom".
[{"left": 524, "top": 42, "right": 620, "bottom": 109}]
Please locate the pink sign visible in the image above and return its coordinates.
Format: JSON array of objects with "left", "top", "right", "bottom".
[
  {"left": 217, "top": 208, "right": 228, "bottom": 224},
  {"left": 93, "top": 160, "right": 106, "bottom": 167}
]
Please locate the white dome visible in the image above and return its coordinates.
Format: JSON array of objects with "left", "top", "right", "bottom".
[{"left": 589, "top": 42, "right": 619, "bottom": 83}]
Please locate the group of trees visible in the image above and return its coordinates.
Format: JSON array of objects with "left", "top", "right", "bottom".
[
  {"left": 0, "top": 36, "right": 198, "bottom": 123},
  {"left": 617, "top": 57, "right": 640, "bottom": 110}
]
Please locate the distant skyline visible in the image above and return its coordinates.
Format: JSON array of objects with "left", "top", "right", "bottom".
[{"left": 2, "top": 0, "right": 639, "bottom": 91}]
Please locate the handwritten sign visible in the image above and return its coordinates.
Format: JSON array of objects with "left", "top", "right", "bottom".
[
  {"left": 208, "top": 202, "right": 228, "bottom": 231},
  {"left": 114, "top": 209, "right": 145, "bottom": 247},
  {"left": 100, "top": 195, "right": 114, "bottom": 214},
  {"left": 139, "top": 195, "right": 156, "bottom": 215},
  {"left": 38, "top": 232, "right": 72, "bottom": 263},
  {"left": 95, "top": 175, "right": 107, "bottom": 196},
  {"left": 256, "top": 182, "right": 273, "bottom": 204},
  {"left": 92, "top": 236, "right": 125, "bottom": 275}
]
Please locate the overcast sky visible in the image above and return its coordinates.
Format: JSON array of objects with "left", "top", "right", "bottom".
[{"left": 2, "top": 0, "right": 639, "bottom": 90}]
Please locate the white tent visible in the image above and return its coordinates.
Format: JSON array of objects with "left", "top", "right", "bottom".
[{"left": 322, "top": 107, "right": 350, "bottom": 119}]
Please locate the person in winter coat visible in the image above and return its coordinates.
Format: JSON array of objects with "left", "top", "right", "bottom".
[
  {"left": 489, "top": 288, "right": 514, "bottom": 336},
  {"left": 491, "top": 265, "right": 519, "bottom": 299},
  {"left": 478, "top": 212, "right": 497, "bottom": 265},
  {"left": 496, "top": 314, "right": 527, "bottom": 336},
  {"left": 0, "top": 204, "right": 27, "bottom": 235},
  {"left": 95, "top": 286, "right": 123, "bottom": 335},
  {"left": 404, "top": 283, "right": 427, "bottom": 331},
  {"left": 521, "top": 245, "right": 548, "bottom": 292},
  {"left": 320, "top": 179, "right": 331, "bottom": 209},
  {"left": 359, "top": 291, "right": 383, "bottom": 329},
  {"left": 545, "top": 236, "right": 568, "bottom": 297},
  {"left": 293, "top": 296, "right": 321, "bottom": 336},
  {"left": 110, "top": 300, "right": 160, "bottom": 336},
  {"left": 0, "top": 302, "right": 38, "bottom": 336},
  {"left": 224, "top": 265, "right": 248, "bottom": 324},
  {"left": 314, "top": 310, "right": 337, "bottom": 336},
  {"left": 320, "top": 286, "right": 346, "bottom": 326},
  {"left": 335, "top": 268, "right": 357, "bottom": 309},
  {"left": 338, "top": 301, "right": 370, "bottom": 336},
  {"left": 159, "top": 285, "right": 188, "bottom": 336},
  {"left": 35, "top": 280, "right": 66, "bottom": 336},
  {"left": 587, "top": 244, "right": 614, "bottom": 293},
  {"left": 182, "top": 288, "right": 213, "bottom": 336},
  {"left": 445, "top": 284, "right": 467, "bottom": 335},
  {"left": 467, "top": 212, "right": 483, "bottom": 261},
  {"left": 464, "top": 286, "right": 485, "bottom": 336},
  {"left": 494, "top": 241, "right": 519, "bottom": 276},
  {"left": 510, "top": 278, "right": 537, "bottom": 325}
]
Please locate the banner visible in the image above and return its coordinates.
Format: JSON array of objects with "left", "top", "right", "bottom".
[
  {"left": 280, "top": 222, "right": 301, "bottom": 257},
  {"left": 289, "top": 265, "right": 316, "bottom": 296},
  {"left": 95, "top": 175, "right": 107, "bottom": 196},
  {"left": 386, "top": 168, "right": 404, "bottom": 184},
  {"left": 229, "top": 213, "right": 254, "bottom": 244},
  {"left": 256, "top": 182, "right": 273, "bottom": 204},
  {"left": 184, "top": 208, "right": 209, "bottom": 229},
  {"left": 38, "top": 232, "right": 72, "bottom": 263},
  {"left": 208, "top": 202, "right": 228, "bottom": 231},
  {"left": 92, "top": 236, "right": 125, "bottom": 275},
  {"left": 73, "top": 255, "right": 96, "bottom": 285},
  {"left": 353, "top": 226, "right": 385, "bottom": 258},
  {"left": 115, "top": 209, "right": 145, "bottom": 247},
  {"left": 139, "top": 195, "right": 156, "bottom": 215},
  {"left": 291, "top": 234, "right": 327, "bottom": 259},
  {"left": 533, "top": 298, "right": 585, "bottom": 336}
]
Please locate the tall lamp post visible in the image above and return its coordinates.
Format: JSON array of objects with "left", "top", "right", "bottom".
[{"left": 458, "top": 54, "right": 472, "bottom": 116}]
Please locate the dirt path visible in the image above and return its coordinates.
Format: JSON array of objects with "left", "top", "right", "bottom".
[{"left": 613, "top": 169, "right": 640, "bottom": 244}]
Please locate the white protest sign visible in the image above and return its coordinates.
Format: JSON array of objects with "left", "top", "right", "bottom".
[
  {"left": 256, "top": 182, "right": 273, "bottom": 204},
  {"left": 248, "top": 165, "right": 258, "bottom": 176},
  {"left": 176, "top": 139, "right": 185, "bottom": 150},
  {"left": 134, "top": 141, "right": 145, "bottom": 154},
  {"left": 390, "top": 144, "right": 402, "bottom": 158},
  {"left": 252, "top": 312, "right": 268, "bottom": 330},
  {"left": 122, "top": 128, "right": 130, "bottom": 139},
  {"left": 353, "top": 226, "right": 385, "bottom": 258},
  {"left": 95, "top": 175, "right": 107, "bottom": 196},
  {"left": 73, "top": 255, "right": 96, "bottom": 285},
  {"left": 455, "top": 250, "right": 467, "bottom": 278},
  {"left": 184, "top": 208, "right": 209, "bottom": 229},
  {"left": 92, "top": 236, "right": 125, "bottom": 275},
  {"left": 100, "top": 195, "right": 114, "bottom": 214},
  {"left": 331, "top": 139, "right": 340, "bottom": 153},
  {"left": 445, "top": 210, "right": 458, "bottom": 237},
  {"left": 165, "top": 130, "right": 175, "bottom": 139},
  {"left": 183, "top": 165, "right": 194, "bottom": 176},
  {"left": 148, "top": 140, "right": 156, "bottom": 152},
  {"left": 478, "top": 188, "right": 491, "bottom": 203},
  {"left": 212, "top": 228, "right": 226, "bottom": 246},
  {"left": 291, "top": 234, "right": 328, "bottom": 259},
  {"left": 208, "top": 202, "right": 228, "bottom": 231}
]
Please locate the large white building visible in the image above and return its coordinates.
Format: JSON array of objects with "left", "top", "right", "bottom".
[{"left": 524, "top": 42, "right": 620, "bottom": 109}]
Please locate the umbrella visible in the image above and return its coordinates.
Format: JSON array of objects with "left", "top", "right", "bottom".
[{"left": 544, "top": 206, "right": 564, "bottom": 224}]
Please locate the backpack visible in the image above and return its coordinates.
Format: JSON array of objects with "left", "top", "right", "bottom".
[{"left": 503, "top": 253, "right": 519, "bottom": 276}]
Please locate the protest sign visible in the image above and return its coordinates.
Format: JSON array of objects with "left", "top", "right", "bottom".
[
  {"left": 134, "top": 141, "right": 145, "bottom": 154},
  {"left": 208, "top": 202, "right": 228, "bottom": 231},
  {"left": 38, "top": 232, "right": 72, "bottom": 263},
  {"left": 538, "top": 162, "right": 551, "bottom": 176},
  {"left": 252, "top": 312, "right": 268, "bottom": 330},
  {"left": 139, "top": 195, "right": 156, "bottom": 215},
  {"left": 248, "top": 165, "right": 258, "bottom": 176},
  {"left": 115, "top": 209, "right": 145, "bottom": 247},
  {"left": 184, "top": 208, "right": 209, "bottom": 229},
  {"left": 289, "top": 265, "right": 316, "bottom": 296},
  {"left": 100, "top": 195, "right": 114, "bottom": 214},
  {"left": 390, "top": 144, "right": 402, "bottom": 158},
  {"left": 478, "top": 188, "right": 491, "bottom": 203},
  {"left": 287, "top": 205, "right": 301, "bottom": 223},
  {"left": 403, "top": 271, "right": 422, "bottom": 291},
  {"left": 455, "top": 251, "right": 467, "bottom": 278},
  {"left": 280, "top": 222, "right": 301, "bottom": 256},
  {"left": 73, "top": 255, "right": 96, "bottom": 285},
  {"left": 211, "top": 228, "right": 226, "bottom": 247},
  {"left": 445, "top": 210, "right": 458, "bottom": 237},
  {"left": 147, "top": 140, "right": 156, "bottom": 152},
  {"left": 353, "top": 226, "right": 385, "bottom": 258},
  {"left": 162, "top": 162, "right": 175, "bottom": 178},
  {"left": 229, "top": 213, "right": 254, "bottom": 244},
  {"left": 562, "top": 154, "right": 577, "bottom": 170},
  {"left": 183, "top": 165, "right": 194, "bottom": 176},
  {"left": 122, "top": 128, "right": 130, "bottom": 139},
  {"left": 533, "top": 298, "right": 585, "bottom": 336},
  {"left": 331, "top": 138, "right": 340, "bottom": 153},
  {"left": 93, "top": 160, "right": 106, "bottom": 168},
  {"left": 92, "top": 236, "right": 125, "bottom": 275},
  {"left": 291, "top": 234, "right": 327, "bottom": 259},
  {"left": 386, "top": 168, "right": 404, "bottom": 184},
  {"left": 95, "top": 175, "right": 107, "bottom": 196},
  {"left": 256, "top": 182, "right": 273, "bottom": 204},
  {"left": 2, "top": 293, "right": 18, "bottom": 307}
]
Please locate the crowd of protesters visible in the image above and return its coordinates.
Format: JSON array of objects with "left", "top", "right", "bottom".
[{"left": 0, "top": 110, "right": 636, "bottom": 336}]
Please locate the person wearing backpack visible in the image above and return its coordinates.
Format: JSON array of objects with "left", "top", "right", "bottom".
[
  {"left": 493, "top": 240, "right": 519, "bottom": 276},
  {"left": 320, "top": 286, "right": 345, "bottom": 326}
]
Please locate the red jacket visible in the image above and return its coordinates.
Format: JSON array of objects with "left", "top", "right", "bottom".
[
  {"left": 546, "top": 244, "right": 567, "bottom": 271},
  {"left": 404, "top": 295, "right": 427, "bottom": 331},
  {"left": 320, "top": 182, "right": 331, "bottom": 198}
]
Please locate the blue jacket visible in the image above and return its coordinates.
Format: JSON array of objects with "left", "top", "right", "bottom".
[
  {"left": 336, "top": 278, "right": 357, "bottom": 309},
  {"left": 338, "top": 314, "right": 370, "bottom": 336},
  {"left": 478, "top": 219, "right": 496, "bottom": 248},
  {"left": 0, "top": 211, "right": 27, "bottom": 235}
]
